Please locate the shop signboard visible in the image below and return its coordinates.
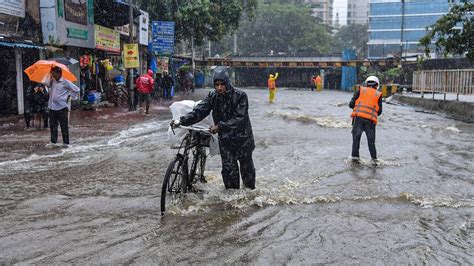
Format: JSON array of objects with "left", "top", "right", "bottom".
[
  {"left": 0, "top": 0, "right": 25, "bottom": 18},
  {"left": 152, "top": 21, "right": 175, "bottom": 55},
  {"left": 67, "top": 27, "right": 88, "bottom": 40},
  {"left": 64, "top": 0, "right": 87, "bottom": 25},
  {"left": 94, "top": 25, "right": 120, "bottom": 53},
  {"left": 139, "top": 10, "right": 149, "bottom": 46},
  {"left": 123, "top": 43, "right": 139, "bottom": 69}
]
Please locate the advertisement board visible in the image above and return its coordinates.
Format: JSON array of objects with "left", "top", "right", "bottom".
[
  {"left": 139, "top": 11, "right": 149, "bottom": 46},
  {"left": 157, "top": 57, "right": 169, "bottom": 74},
  {"left": 123, "top": 43, "right": 139, "bottom": 69},
  {"left": 94, "top": 25, "right": 120, "bottom": 53}
]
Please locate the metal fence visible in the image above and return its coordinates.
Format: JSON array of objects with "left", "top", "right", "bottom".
[{"left": 413, "top": 69, "right": 474, "bottom": 95}]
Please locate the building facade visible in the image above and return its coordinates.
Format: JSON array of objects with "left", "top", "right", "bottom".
[
  {"left": 347, "top": 0, "right": 369, "bottom": 25},
  {"left": 367, "top": 0, "right": 459, "bottom": 59},
  {"left": 306, "top": 0, "right": 334, "bottom": 25},
  {"left": 0, "top": 0, "right": 44, "bottom": 115}
]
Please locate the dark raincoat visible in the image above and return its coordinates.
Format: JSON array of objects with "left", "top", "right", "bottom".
[{"left": 180, "top": 70, "right": 256, "bottom": 189}]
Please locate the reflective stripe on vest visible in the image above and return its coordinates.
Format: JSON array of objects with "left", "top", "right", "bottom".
[{"left": 351, "top": 87, "right": 381, "bottom": 123}]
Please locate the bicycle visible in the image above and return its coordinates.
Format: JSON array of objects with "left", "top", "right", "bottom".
[{"left": 161, "top": 125, "right": 212, "bottom": 215}]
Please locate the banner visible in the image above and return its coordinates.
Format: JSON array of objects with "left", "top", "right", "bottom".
[
  {"left": 0, "top": 0, "right": 25, "bottom": 17},
  {"left": 123, "top": 43, "right": 139, "bottom": 69},
  {"left": 94, "top": 25, "right": 120, "bottom": 53}
]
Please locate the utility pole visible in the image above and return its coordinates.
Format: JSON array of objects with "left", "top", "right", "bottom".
[
  {"left": 400, "top": 0, "right": 405, "bottom": 62},
  {"left": 128, "top": 0, "right": 135, "bottom": 111},
  {"left": 191, "top": 35, "right": 195, "bottom": 90},
  {"left": 233, "top": 33, "right": 237, "bottom": 54}
]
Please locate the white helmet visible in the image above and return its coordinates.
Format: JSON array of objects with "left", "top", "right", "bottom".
[{"left": 365, "top": 76, "right": 379, "bottom": 87}]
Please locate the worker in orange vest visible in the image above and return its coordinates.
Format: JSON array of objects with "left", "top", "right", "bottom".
[
  {"left": 267, "top": 72, "right": 279, "bottom": 103},
  {"left": 315, "top": 75, "right": 322, "bottom": 91},
  {"left": 349, "top": 76, "right": 383, "bottom": 162}
]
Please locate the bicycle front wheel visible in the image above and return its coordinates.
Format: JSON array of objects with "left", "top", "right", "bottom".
[{"left": 161, "top": 156, "right": 187, "bottom": 215}]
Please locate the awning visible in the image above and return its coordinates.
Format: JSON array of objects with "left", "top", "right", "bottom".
[
  {"left": 0, "top": 41, "right": 46, "bottom": 50},
  {"left": 94, "top": 0, "right": 141, "bottom": 28}
]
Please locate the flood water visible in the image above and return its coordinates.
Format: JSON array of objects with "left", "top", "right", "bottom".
[{"left": 0, "top": 89, "right": 473, "bottom": 264}]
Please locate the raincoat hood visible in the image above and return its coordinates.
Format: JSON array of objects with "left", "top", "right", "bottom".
[
  {"left": 147, "top": 69, "right": 153, "bottom": 76},
  {"left": 213, "top": 69, "right": 233, "bottom": 93}
]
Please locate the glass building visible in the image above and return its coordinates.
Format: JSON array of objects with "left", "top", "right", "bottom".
[{"left": 367, "top": 0, "right": 460, "bottom": 59}]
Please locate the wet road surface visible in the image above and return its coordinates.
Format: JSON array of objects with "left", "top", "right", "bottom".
[{"left": 0, "top": 89, "right": 473, "bottom": 264}]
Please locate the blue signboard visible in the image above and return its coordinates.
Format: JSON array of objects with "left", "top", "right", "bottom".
[{"left": 152, "top": 21, "right": 175, "bottom": 55}]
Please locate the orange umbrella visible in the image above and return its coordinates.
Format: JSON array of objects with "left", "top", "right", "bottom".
[{"left": 24, "top": 60, "right": 77, "bottom": 84}]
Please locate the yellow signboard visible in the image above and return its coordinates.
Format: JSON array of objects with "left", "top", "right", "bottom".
[
  {"left": 94, "top": 25, "right": 120, "bottom": 52},
  {"left": 123, "top": 43, "right": 139, "bottom": 68}
]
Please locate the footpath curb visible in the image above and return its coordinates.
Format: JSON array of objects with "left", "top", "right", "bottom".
[{"left": 393, "top": 94, "right": 474, "bottom": 123}]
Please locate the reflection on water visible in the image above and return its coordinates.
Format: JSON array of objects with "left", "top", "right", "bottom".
[{"left": 0, "top": 89, "right": 472, "bottom": 264}]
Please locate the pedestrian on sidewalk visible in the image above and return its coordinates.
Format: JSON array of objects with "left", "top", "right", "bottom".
[
  {"left": 31, "top": 83, "right": 49, "bottom": 129},
  {"left": 172, "top": 69, "right": 256, "bottom": 190},
  {"left": 267, "top": 72, "right": 279, "bottom": 103},
  {"left": 349, "top": 76, "right": 383, "bottom": 162},
  {"left": 135, "top": 69, "right": 154, "bottom": 115},
  {"left": 162, "top": 72, "right": 174, "bottom": 99},
  {"left": 48, "top": 66, "right": 80, "bottom": 145}
]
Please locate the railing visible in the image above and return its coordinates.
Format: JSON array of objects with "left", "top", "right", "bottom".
[{"left": 412, "top": 69, "right": 474, "bottom": 96}]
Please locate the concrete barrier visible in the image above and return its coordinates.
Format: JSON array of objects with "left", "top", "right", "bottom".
[
  {"left": 353, "top": 84, "right": 398, "bottom": 98},
  {"left": 393, "top": 94, "right": 474, "bottom": 123}
]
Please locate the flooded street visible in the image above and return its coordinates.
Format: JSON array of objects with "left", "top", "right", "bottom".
[{"left": 0, "top": 88, "right": 473, "bottom": 264}]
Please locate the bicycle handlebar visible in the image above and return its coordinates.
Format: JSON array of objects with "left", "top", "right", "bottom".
[{"left": 177, "top": 125, "right": 213, "bottom": 135}]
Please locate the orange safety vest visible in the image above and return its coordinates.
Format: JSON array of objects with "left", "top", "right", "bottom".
[
  {"left": 351, "top": 86, "right": 382, "bottom": 124},
  {"left": 315, "top": 75, "right": 321, "bottom": 85},
  {"left": 268, "top": 79, "right": 276, "bottom": 90}
]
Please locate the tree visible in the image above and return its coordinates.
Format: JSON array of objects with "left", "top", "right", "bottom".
[
  {"left": 138, "top": 0, "right": 257, "bottom": 46},
  {"left": 420, "top": 1, "right": 474, "bottom": 60},
  {"left": 235, "top": 3, "right": 332, "bottom": 54},
  {"left": 334, "top": 24, "right": 368, "bottom": 58}
]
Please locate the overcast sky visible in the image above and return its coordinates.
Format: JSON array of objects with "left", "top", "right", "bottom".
[{"left": 333, "top": 0, "right": 348, "bottom": 26}]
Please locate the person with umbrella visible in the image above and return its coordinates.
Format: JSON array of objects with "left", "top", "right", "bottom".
[
  {"left": 48, "top": 66, "right": 80, "bottom": 145},
  {"left": 25, "top": 60, "right": 79, "bottom": 145}
]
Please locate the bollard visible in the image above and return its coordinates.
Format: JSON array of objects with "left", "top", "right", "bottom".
[
  {"left": 382, "top": 84, "right": 388, "bottom": 97},
  {"left": 391, "top": 84, "right": 398, "bottom": 95}
]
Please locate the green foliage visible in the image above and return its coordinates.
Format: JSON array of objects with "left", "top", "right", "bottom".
[
  {"left": 236, "top": 3, "right": 332, "bottom": 54},
  {"left": 334, "top": 24, "right": 368, "bottom": 58},
  {"left": 420, "top": 1, "right": 473, "bottom": 60},
  {"left": 139, "top": 0, "right": 257, "bottom": 46}
]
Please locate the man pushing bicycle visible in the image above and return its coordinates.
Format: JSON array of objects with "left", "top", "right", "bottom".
[{"left": 171, "top": 69, "right": 256, "bottom": 190}]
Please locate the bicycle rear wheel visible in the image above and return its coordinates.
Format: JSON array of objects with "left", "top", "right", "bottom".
[{"left": 161, "top": 156, "right": 187, "bottom": 215}]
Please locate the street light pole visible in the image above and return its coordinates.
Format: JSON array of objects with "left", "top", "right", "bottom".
[
  {"left": 128, "top": 0, "right": 135, "bottom": 111},
  {"left": 400, "top": 0, "right": 405, "bottom": 61}
]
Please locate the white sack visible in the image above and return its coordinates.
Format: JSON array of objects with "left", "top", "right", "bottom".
[{"left": 167, "top": 100, "right": 220, "bottom": 156}]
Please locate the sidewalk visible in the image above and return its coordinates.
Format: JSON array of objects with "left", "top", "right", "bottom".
[
  {"left": 392, "top": 92, "right": 474, "bottom": 123},
  {"left": 400, "top": 91, "right": 474, "bottom": 103},
  {"left": 0, "top": 95, "right": 198, "bottom": 162}
]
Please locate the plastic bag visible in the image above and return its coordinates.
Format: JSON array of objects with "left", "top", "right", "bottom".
[{"left": 167, "top": 100, "right": 220, "bottom": 156}]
